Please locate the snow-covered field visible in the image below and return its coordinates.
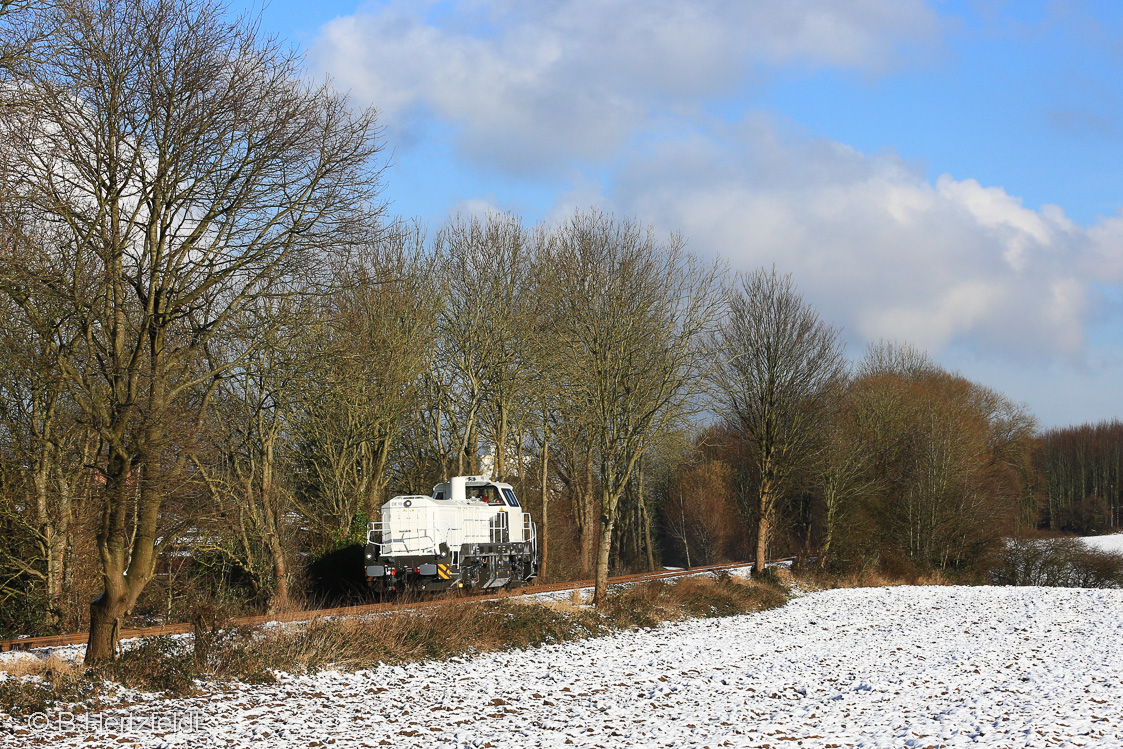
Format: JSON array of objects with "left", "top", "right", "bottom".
[
  {"left": 1082, "top": 532, "right": 1123, "bottom": 555},
  {"left": 4, "top": 584, "right": 1122, "bottom": 748}
]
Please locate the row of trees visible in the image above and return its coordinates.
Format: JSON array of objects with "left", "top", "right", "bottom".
[
  {"left": 0, "top": 0, "right": 724, "bottom": 656},
  {"left": 181, "top": 211, "right": 723, "bottom": 614},
  {"left": 0, "top": 0, "right": 1116, "bottom": 661},
  {"left": 657, "top": 339, "right": 1041, "bottom": 577},
  {"left": 1037, "top": 420, "right": 1123, "bottom": 534}
]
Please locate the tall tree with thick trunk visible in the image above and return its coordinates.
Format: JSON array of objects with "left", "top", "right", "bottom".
[
  {"left": 541, "top": 211, "right": 720, "bottom": 604},
  {"left": 711, "top": 268, "right": 845, "bottom": 574},
  {"left": 0, "top": 0, "right": 383, "bottom": 662}
]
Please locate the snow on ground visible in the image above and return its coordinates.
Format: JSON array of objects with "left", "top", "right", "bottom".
[
  {"left": 4, "top": 584, "right": 1122, "bottom": 748},
  {"left": 0, "top": 634, "right": 176, "bottom": 669},
  {"left": 1082, "top": 532, "right": 1123, "bottom": 555}
]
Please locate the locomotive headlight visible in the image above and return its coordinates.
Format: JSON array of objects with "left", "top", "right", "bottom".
[{"left": 366, "top": 553, "right": 372, "bottom": 559}]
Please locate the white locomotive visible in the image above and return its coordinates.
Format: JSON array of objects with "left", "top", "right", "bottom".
[{"left": 365, "top": 475, "right": 538, "bottom": 593}]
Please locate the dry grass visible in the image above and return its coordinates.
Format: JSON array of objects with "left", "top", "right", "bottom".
[
  {"left": 0, "top": 655, "right": 94, "bottom": 718},
  {"left": 0, "top": 654, "right": 83, "bottom": 680},
  {"left": 521, "top": 597, "right": 587, "bottom": 615},
  {"left": 1, "top": 573, "right": 789, "bottom": 713},
  {"left": 792, "top": 565, "right": 953, "bottom": 591},
  {"left": 600, "top": 573, "right": 787, "bottom": 627}
]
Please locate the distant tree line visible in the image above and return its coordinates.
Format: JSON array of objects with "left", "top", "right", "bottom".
[
  {"left": 0, "top": 0, "right": 1119, "bottom": 657},
  {"left": 1036, "top": 420, "right": 1123, "bottom": 534}
]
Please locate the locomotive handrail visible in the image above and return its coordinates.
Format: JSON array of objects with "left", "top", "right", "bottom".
[
  {"left": 524, "top": 516, "right": 537, "bottom": 558},
  {"left": 367, "top": 521, "right": 438, "bottom": 556},
  {"left": 488, "top": 510, "right": 509, "bottom": 544},
  {"left": 386, "top": 531, "right": 438, "bottom": 556}
]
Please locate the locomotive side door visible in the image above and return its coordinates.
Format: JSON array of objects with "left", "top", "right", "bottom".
[
  {"left": 466, "top": 483, "right": 524, "bottom": 542},
  {"left": 500, "top": 487, "right": 524, "bottom": 542}
]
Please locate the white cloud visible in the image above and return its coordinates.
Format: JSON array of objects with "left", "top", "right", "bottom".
[
  {"left": 446, "top": 196, "right": 503, "bottom": 219},
  {"left": 1088, "top": 214, "right": 1123, "bottom": 282},
  {"left": 588, "top": 117, "right": 1101, "bottom": 362},
  {"left": 311, "top": 0, "right": 940, "bottom": 171},
  {"left": 304, "top": 0, "right": 1123, "bottom": 423}
]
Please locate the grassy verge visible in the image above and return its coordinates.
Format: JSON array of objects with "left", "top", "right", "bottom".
[
  {"left": 789, "top": 565, "right": 954, "bottom": 591},
  {"left": 0, "top": 656, "right": 96, "bottom": 719},
  {"left": 0, "top": 573, "right": 787, "bottom": 718}
]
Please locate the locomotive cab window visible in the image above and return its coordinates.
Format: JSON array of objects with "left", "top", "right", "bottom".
[
  {"left": 468, "top": 485, "right": 504, "bottom": 505},
  {"left": 502, "top": 488, "right": 520, "bottom": 508}
]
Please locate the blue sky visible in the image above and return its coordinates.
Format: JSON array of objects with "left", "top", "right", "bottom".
[{"left": 239, "top": 0, "right": 1123, "bottom": 428}]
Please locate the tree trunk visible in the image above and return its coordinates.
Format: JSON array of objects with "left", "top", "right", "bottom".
[
  {"left": 580, "top": 500, "right": 598, "bottom": 575},
  {"left": 260, "top": 436, "right": 291, "bottom": 613},
  {"left": 495, "top": 406, "right": 508, "bottom": 481},
  {"left": 47, "top": 494, "right": 72, "bottom": 627},
  {"left": 86, "top": 389, "right": 166, "bottom": 663},
  {"left": 87, "top": 593, "right": 127, "bottom": 664},
  {"left": 579, "top": 452, "right": 598, "bottom": 575},
  {"left": 755, "top": 500, "right": 771, "bottom": 575},
  {"left": 267, "top": 533, "right": 289, "bottom": 613},
  {"left": 681, "top": 502, "right": 692, "bottom": 569},
  {"left": 639, "top": 469, "right": 656, "bottom": 571},
  {"left": 610, "top": 519, "right": 622, "bottom": 571},
  {"left": 641, "top": 501, "right": 656, "bottom": 571},
  {"left": 85, "top": 452, "right": 133, "bottom": 665},
  {"left": 31, "top": 396, "right": 66, "bottom": 627},
  {"left": 593, "top": 512, "right": 615, "bottom": 605},
  {"left": 539, "top": 437, "right": 549, "bottom": 579},
  {"left": 821, "top": 482, "right": 838, "bottom": 568}
]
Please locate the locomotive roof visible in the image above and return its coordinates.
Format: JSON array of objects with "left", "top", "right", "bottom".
[{"left": 438, "top": 475, "right": 515, "bottom": 489}]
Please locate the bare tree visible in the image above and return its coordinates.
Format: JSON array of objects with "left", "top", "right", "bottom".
[
  {"left": 541, "top": 211, "right": 722, "bottom": 604},
  {"left": 0, "top": 293, "right": 95, "bottom": 627},
  {"left": 427, "top": 213, "right": 534, "bottom": 479},
  {"left": 665, "top": 458, "right": 739, "bottom": 567},
  {"left": 823, "top": 344, "right": 1036, "bottom": 571},
  {"left": 0, "top": 0, "right": 383, "bottom": 662},
  {"left": 0, "top": 1, "right": 53, "bottom": 75},
  {"left": 816, "top": 381, "right": 878, "bottom": 567},
  {"left": 547, "top": 397, "right": 600, "bottom": 574},
  {"left": 293, "top": 227, "right": 435, "bottom": 543},
  {"left": 857, "top": 340, "right": 938, "bottom": 380},
  {"left": 521, "top": 232, "right": 570, "bottom": 576},
  {"left": 191, "top": 298, "right": 312, "bottom": 612},
  {"left": 711, "top": 267, "right": 845, "bottom": 574}
]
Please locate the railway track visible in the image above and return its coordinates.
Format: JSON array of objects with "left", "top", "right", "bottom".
[{"left": 0, "top": 558, "right": 791, "bottom": 654}]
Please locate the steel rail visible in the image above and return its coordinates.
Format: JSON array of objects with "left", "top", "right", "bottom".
[{"left": 0, "top": 558, "right": 794, "bottom": 654}]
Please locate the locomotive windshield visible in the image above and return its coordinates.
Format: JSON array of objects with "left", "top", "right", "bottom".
[
  {"left": 465, "top": 484, "right": 521, "bottom": 506},
  {"left": 467, "top": 485, "right": 504, "bottom": 505}
]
